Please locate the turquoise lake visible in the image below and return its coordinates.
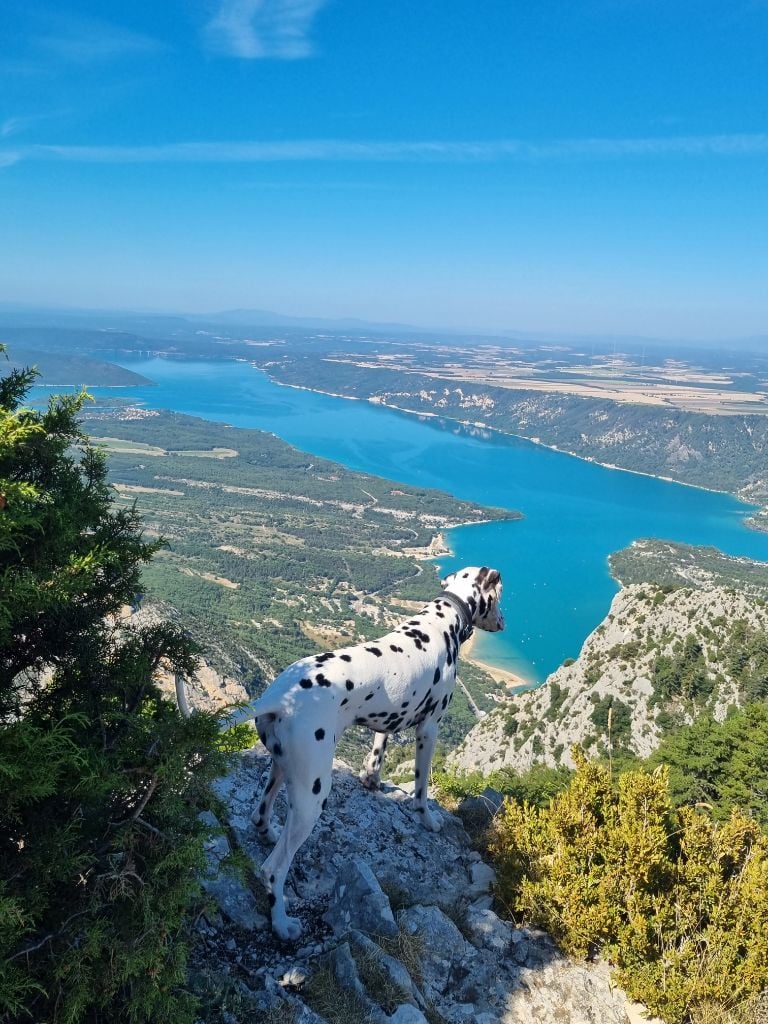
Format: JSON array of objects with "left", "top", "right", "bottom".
[{"left": 53, "top": 357, "right": 768, "bottom": 684}]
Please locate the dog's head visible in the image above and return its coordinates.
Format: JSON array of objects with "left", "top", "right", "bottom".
[{"left": 442, "top": 565, "right": 505, "bottom": 632}]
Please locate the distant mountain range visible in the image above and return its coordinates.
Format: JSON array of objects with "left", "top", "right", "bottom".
[
  {"left": 186, "top": 307, "right": 423, "bottom": 333},
  {"left": 0, "top": 302, "right": 765, "bottom": 352}
]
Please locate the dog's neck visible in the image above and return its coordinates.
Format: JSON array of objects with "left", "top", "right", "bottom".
[{"left": 439, "top": 590, "right": 474, "bottom": 644}]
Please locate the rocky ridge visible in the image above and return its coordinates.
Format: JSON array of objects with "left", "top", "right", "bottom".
[
  {"left": 448, "top": 583, "right": 768, "bottom": 775},
  {"left": 609, "top": 539, "right": 768, "bottom": 600},
  {"left": 192, "top": 750, "right": 644, "bottom": 1024}
]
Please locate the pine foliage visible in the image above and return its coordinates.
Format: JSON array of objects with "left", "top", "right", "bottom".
[{"left": 0, "top": 357, "right": 231, "bottom": 1022}]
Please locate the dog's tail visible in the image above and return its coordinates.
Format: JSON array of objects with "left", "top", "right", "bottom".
[
  {"left": 174, "top": 672, "right": 195, "bottom": 719},
  {"left": 174, "top": 673, "right": 281, "bottom": 731}
]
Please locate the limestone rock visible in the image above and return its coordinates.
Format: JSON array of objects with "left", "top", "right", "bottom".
[
  {"left": 324, "top": 857, "right": 398, "bottom": 938},
  {"left": 387, "top": 1006, "right": 429, "bottom": 1024},
  {"left": 213, "top": 751, "right": 471, "bottom": 911},
  {"left": 322, "top": 941, "right": 390, "bottom": 1024},
  {"left": 505, "top": 958, "right": 630, "bottom": 1024},
  {"left": 464, "top": 907, "right": 511, "bottom": 953},
  {"left": 192, "top": 751, "right": 644, "bottom": 1024},
  {"left": 449, "top": 583, "right": 768, "bottom": 775},
  {"left": 398, "top": 905, "right": 471, "bottom": 999},
  {"left": 197, "top": 810, "right": 268, "bottom": 931},
  {"left": 200, "top": 875, "right": 268, "bottom": 932},
  {"left": 325, "top": 941, "right": 367, "bottom": 1001},
  {"left": 348, "top": 930, "right": 427, "bottom": 1011},
  {"left": 468, "top": 860, "right": 496, "bottom": 896}
]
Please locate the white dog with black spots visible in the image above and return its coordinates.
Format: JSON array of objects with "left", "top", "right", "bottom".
[{"left": 177, "top": 565, "right": 504, "bottom": 941}]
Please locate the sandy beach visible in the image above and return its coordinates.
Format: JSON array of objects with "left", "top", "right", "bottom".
[{"left": 462, "top": 632, "right": 532, "bottom": 689}]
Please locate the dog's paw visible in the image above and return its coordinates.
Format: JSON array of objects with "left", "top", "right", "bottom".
[
  {"left": 359, "top": 769, "right": 381, "bottom": 791},
  {"left": 273, "top": 914, "right": 303, "bottom": 942},
  {"left": 420, "top": 808, "right": 443, "bottom": 833},
  {"left": 253, "top": 819, "right": 280, "bottom": 844}
]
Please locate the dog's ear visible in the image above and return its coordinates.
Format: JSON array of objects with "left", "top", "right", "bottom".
[{"left": 485, "top": 569, "right": 501, "bottom": 588}]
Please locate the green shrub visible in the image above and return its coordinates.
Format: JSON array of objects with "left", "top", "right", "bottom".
[
  {"left": 491, "top": 750, "right": 768, "bottom": 1024},
  {"left": 652, "top": 634, "right": 712, "bottom": 704},
  {"left": 647, "top": 703, "right": 768, "bottom": 827},
  {"left": 433, "top": 763, "right": 571, "bottom": 810},
  {"left": 502, "top": 711, "right": 519, "bottom": 737},
  {"left": 545, "top": 681, "right": 568, "bottom": 721},
  {"left": 431, "top": 766, "right": 486, "bottom": 800},
  {"left": 589, "top": 694, "right": 633, "bottom": 749}
]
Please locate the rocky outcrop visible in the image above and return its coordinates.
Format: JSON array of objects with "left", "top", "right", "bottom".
[
  {"left": 449, "top": 584, "right": 768, "bottom": 775},
  {"left": 192, "top": 750, "right": 643, "bottom": 1023},
  {"left": 120, "top": 601, "right": 251, "bottom": 712}
]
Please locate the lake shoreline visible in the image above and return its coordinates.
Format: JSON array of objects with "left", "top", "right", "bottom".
[
  {"left": 263, "top": 372, "right": 755, "bottom": 507},
  {"left": 89, "top": 356, "right": 768, "bottom": 684},
  {"left": 462, "top": 632, "right": 532, "bottom": 689}
]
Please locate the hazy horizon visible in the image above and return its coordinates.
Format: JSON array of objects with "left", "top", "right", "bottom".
[{"left": 2, "top": 299, "right": 766, "bottom": 353}]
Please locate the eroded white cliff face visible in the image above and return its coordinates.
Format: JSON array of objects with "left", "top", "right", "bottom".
[{"left": 449, "top": 584, "right": 768, "bottom": 776}]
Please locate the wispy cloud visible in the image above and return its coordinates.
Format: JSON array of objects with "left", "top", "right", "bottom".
[
  {"left": 1, "top": 118, "right": 23, "bottom": 138},
  {"left": 3, "top": 134, "right": 768, "bottom": 167},
  {"left": 205, "top": 0, "right": 329, "bottom": 59},
  {"left": 35, "top": 15, "right": 162, "bottom": 64},
  {"left": 0, "top": 151, "right": 22, "bottom": 168},
  {"left": 1, "top": 112, "right": 65, "bottom": 139}
]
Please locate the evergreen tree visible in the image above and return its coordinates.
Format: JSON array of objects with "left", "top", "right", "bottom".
[
  {"left": 0, "top": 356, "right": 230, "bottom": 1022},
  {"left": 648, "top": 703, "right": 768, "bottom": 825}
]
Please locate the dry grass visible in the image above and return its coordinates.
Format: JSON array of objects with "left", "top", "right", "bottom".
[
  {"left": 301, "top": 968, "right": 373, "bottom": 1024},
  {"left": 691, "top": 992, "right": 768, "bottom": 1024},
  {"left": 379, "top": 880, "right": 415, "bottom": 914},
  {"left": 375, "top": 927, "right": 426, "bottom": 989},
  {"left": 354, "top": 948, "right": 412, "bottom": 1015},
  {"left": 371, "top": 928, "right": 447, "bottom": 1024}
]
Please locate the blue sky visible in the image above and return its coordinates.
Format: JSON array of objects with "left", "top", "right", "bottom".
[{"left": 2, "top": 1, "right": 768, "bottom": 338}]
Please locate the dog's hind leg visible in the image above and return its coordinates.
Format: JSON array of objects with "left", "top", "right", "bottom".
[
  {"left": 252, "top": 759, "right": 284, "bottom": 844},
  {"left": 413, "top": 719, "right": 442, "bottom": 833},
  {"left": 359, "top": 732, "right": 388, "bottom": 790},
  {"left": 261, "top": 748, "right": 334, "bottom": 942}
]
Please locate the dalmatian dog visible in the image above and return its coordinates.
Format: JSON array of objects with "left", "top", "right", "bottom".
[{"left": 177, "top": 565, "right": 503, "bottom": 941}]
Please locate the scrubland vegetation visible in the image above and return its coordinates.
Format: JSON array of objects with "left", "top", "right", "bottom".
[
  {"left": 491, "top": 753, "right": 768, "bottom": 1024},
  {"left": 437, "top": 703, "right": 768, "bottom": 1023}
]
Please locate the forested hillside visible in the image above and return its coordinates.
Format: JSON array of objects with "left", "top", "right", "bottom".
[
  {"left": 252, "top": 352, "right": 768, "bottom": 508},
  {"left": 1, "top": 346, "right": 152, "bottom": 386},
  {"left": 610, "top": 538, "right": 768, "bottom": 597}
]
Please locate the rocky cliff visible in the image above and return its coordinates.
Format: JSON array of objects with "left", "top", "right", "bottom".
[
  {"left": 190, "top": 751, "right": 649, "bottom": 1024},
  {"left": 448, "top": 583, "right": 768, "bottom": 775}
]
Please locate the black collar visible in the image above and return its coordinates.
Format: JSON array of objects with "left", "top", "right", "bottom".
[{"left": 439, "top": 591, "right": 474, "bottom": 644}]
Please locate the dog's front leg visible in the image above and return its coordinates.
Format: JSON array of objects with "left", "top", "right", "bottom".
[
  {"left": 360, "top": 732, "right": 388, "bottom": 790},
  {"left": 413, "top": 719, "right": 442, "bottom": 832}
]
